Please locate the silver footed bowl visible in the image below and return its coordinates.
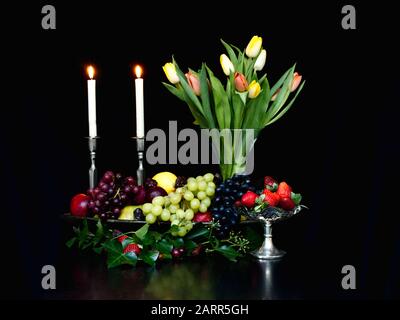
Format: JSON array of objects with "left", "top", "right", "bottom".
[{"left": 241, "top": 205, "right": 306, "bottom": 260}]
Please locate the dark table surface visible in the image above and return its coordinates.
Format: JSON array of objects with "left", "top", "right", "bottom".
[
  {"left": 29, "top": 217, "right": 398, "bottom": 300},
  {"left": 46, "top": 245, "right": 362, "bottom": 300}
]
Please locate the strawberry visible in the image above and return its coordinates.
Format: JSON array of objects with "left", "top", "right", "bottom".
[
  {"left": 117, "top": 235, "right": 128, "bottom": 243},
  {"left": 241, "top": 191, "right": 259, "bottom": 208},
  {"left": 123, "top": 243, "right": 141, "bottom": 255},
  {"left": 277, "top": 181, "right": 292, "bottom": 198},
  {"left": 193, "top": 211, "right": 212, "bottom": 223},
  {"left": 262, "top": 189, "right": 280, "bottom": 207},
  {"left": 264, "top": 176, "right": 278, "bottom": 191},
  {"left": 279, "top": 197, "right": 295, "bottom": 210}
]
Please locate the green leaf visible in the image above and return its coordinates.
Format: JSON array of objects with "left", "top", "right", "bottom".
[
  {"left": 172, "top": 237, "right": 184, "bottom": 248},
  {"left": 93, "top": 246, "right": 103, "bottom": 254},
  {"left": 135, "top": 223, "right": 149, "bottom": 241},
  {"left": 220, "top": 39, "right": 238, "bottom": 67},
  {"left": 215, "top": 245, "right": 241, "bottom": 262},
  {"left": 266, "top": 65, "right": 296, "bottom": 124},
  {"left": 149, "top": 231, "right": 162, "bottom": 242},
  {"left": 184, "top": 240, "right": 197, "bottom": 252},
  {"left": 266, "top": 81, "right": 305, "bottom": 126},
  {"left": 162, "top": 82, "right": 186, "bottom": 102},
  {"left": 93, "top": 220, "right": 104, "bottom": 245},
  {"left": 186, "top": 225, "right": 209, "bottom": 240},
  {"left": 173, "top": 58, "right": 205, "bottom": 117},
  {"left": 291, "top": 192, "right": 302, "bottom": 205},
  {"left": 156, "top": 239, "right": 173, "bottom": 254},
  {"left": 242, "top": 227, "right": 264, "bottom": 251},
  {"left": 78, "top": 219, "right": 89, "bottom": 249},
  {"left": 199, "top": 63, "right": 216, "bottom": 128},
  {"left": 142, "top": 231, "right": 161, "bottom": 246},
  {"left": 103, "top": 240, "right": 137, "bottom": 269},
  {"left": 270, "top": 65, "right": 293, "bottom": 96},
  {"left": 232, "top": 92, "right": 245, "bottom": 129},
  {"left": 207, "top": 66, "right": 231, "bottom": 129},
  {"left": 139, "top": 250, "right": 159, "bottom": 266},
  {"left": 242, "top": 79, "right": 270, "bottom": 129},
  {"left": 65, "top": 237, "right": 76, "bottom": 248}
]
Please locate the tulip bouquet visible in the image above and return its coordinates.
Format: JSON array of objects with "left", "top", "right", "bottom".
[{"left": 162, "top": 36, "right": 304, "bottom": 179}]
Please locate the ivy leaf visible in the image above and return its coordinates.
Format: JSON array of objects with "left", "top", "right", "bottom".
[
  {"left": 149, "top": 231, "right": 162, "bottom": 242},
  {"left": 139, "top": 250, "right": 159, "bottom": 266},
  {"left": 186, "top": 225, "right": 209, "bottom": 240},
  {"left": 243, "top": 226, "right": 263, "bottom": 251},
  {"left": 65, "top": 237, "right": 76, "bottom": 248},
  {"left": 156, "top": 239, "right": 173, "bottom": 254},
  {"left": 102, "top": 240, "right": 137, "bottom": 269},
  {"left": 92, "top": 246, "right": 103, "bottom": 254},
  {"left": 184, "top": 240, "right": 197, "bottom": 252},
  {"left": 215, "top": 245, "right": 241, "bottom": 262},
  {"left": 172, "top": 238, "right": 184, "bottom": 248},
  {"left": 93, "top": 220, "right": 104, "bottom": 245},
  {"left": 78, "top": 219, "right": 89, "bottom": 249},
  {"left": 135, "top": 224, "right": 149, "bottom": 241}
]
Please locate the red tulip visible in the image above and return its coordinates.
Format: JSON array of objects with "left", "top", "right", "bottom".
[
  {"left": 185, "top": 72, "right": 201, "bottom": 96},
  {"left": 234, "top": 72, "right": 248, "bottom": 92}
]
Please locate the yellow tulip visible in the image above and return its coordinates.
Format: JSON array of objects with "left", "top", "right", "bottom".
[
  {"left": 245, "top": 36, "right": 262, "bottom": 58},
  {"left": 162, "top": 62, "right": 180, "bottom": 84},
  {"left": 248, "top": 80, "right": 261, "bottom": 99},
  {"left": 220, "top": 54, "right": 235, "bottom": 76}
]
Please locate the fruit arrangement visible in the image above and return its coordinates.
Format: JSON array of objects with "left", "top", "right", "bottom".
[
  {"left": 138, "top": 173, "right": 216, "bottom": 237},
  {"left": 238, "top": 176, "right": 302, "bottom": 216},
  {"left": 68, "top": 171, "right": 303, "bottom": 268}
]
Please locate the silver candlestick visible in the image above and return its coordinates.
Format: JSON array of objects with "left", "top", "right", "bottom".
[
  {"left": 134, "top": 137, "right": 145, "bottom": 185},
  {"left": 87, "top": 137, "right": 99, "bottom": 189}
]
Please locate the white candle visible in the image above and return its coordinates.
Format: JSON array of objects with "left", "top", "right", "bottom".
[
  {"left": 134, "top": 65, "right": 144, "bottom": 138},
  {"left": 87, "top": 65, "right": 97, "bottom": 137}
]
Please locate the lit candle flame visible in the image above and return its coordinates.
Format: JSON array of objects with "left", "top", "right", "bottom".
[
  {"left": 134, "top": 65, "right": 143, "bottom": 78},
  {"left": 87, "top": 65, "right": 95, "bottom": 79}
]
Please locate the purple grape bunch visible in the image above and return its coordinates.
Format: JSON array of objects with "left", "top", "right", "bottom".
[{"left": 86, "top": 171, "right": 141, "bottom": 221}]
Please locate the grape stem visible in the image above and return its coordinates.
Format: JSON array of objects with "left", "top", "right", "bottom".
[{"left": 113, "top": 187, "right": 121, "bottom": 199}]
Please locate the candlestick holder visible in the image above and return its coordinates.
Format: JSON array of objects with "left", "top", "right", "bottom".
[
  {"left": 132, "top": 137, "right": 145, "bottom": 185},
  {"left": 87, "top": 137, "right": 99, "bottom": 189}
]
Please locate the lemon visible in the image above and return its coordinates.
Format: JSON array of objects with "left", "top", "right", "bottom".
[
  {"left": 118, "top": 205, "right": 142, "bottom": 220},
  {"left": 152, "top": 172, "right": 177, "bottom": 194}
]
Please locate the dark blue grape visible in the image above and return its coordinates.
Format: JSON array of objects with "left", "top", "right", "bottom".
[
  {"left": 213, "top": 213, "right": 222, "bottom": 220},
  {"left": 211, "top": 207, "right": 219, "bottom": 214},
  {"left": 134, "top": 208, "right": 145, "bottom": 221}
]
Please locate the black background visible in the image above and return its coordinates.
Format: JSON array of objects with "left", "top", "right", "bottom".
[{"left": 1, "top": 1, "right": 399, "bottom": 299}]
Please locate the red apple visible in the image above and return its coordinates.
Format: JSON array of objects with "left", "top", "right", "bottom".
[{"left": 70, "top": 193, "right": 90, "bottom": 217}]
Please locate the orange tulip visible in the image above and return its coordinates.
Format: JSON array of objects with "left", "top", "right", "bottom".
[
  {"left": 291, "top": 72, "right": 302, "bottom": 92},
  {"left": 234, "top": 72, "right": 248, "bottom": 92},
  {"left": 271, "top": 72, "right": 302, "bottom": 101},
  {"left": 185, "top": 72, "right": 201, "bottom": 96}
]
